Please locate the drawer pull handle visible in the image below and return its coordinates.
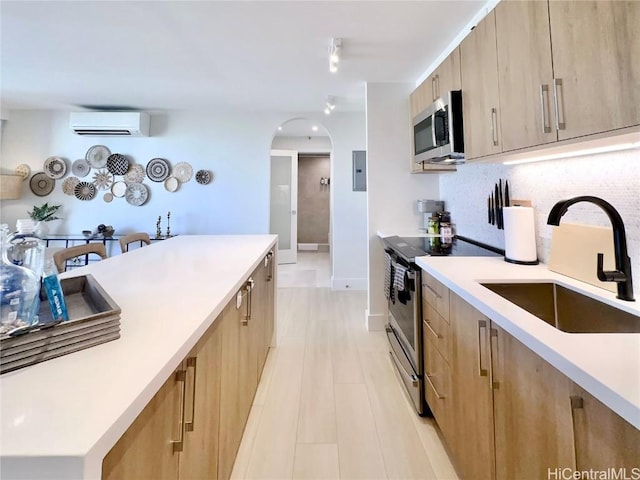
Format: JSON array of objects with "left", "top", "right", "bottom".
[
  {"left": 184, "top": 357, "right": 197, "bottom": 432},
  {"left": 423, "top": 283, "right": 441, "bottom": 299},
  {"left": 171, "top": 368, "right": 187, "bottom": 453},
  {"left": 553, "top": 78, "right": 566, "bottom": 131},
  {"left": 424, "top": 320, "right": 442, "bottom": 339},
  {"left": 425, "top": 372, "right": 445, "bottom": 400},
  {"left": 491, "top": 108, "right": 499, "bottom": 146},
  {"left": 477, "top": 320, "right": 488, "bottom": 377},
  {"left": 540, "top": 84, "right": 552, "bottom": 134},
  {"left": 569, "top": 395, "right": 584, "bottom": 469}
]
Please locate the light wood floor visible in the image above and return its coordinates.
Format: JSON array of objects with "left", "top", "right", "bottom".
[{"left": 231, "top": 253, "right": 458, "bottom": 479}]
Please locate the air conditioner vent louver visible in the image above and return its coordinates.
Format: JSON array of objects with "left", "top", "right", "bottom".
[{"left": 69, "top": 112, "right": 150, "bottom": 137}]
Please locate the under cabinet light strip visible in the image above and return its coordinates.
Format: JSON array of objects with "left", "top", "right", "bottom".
[{"left": 502, "top": 142, "right": 640, "bottom": 165}]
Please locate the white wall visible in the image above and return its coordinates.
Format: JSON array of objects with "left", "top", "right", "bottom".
[
  {"left": 366, "top": 83, "right": 440, "bottom": 329},
  {"left": 271, "top": 136, "right": 331, "bottom": 153},
  {"left": 0, "top": 109, "right": 368, "bottom": 288},
  {"left": 439, "top": 149, "right": 640, "bottom": 297}
]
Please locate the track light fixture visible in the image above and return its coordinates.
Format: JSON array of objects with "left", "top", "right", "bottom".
[
  {"left": 324, "top": 96, "right": 336, "bottom": 115},
  {"left": 329, "top": 38, "right": 342, "bottom": 73}
]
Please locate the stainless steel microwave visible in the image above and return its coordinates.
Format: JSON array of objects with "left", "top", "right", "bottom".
[{"left": 412, "top": 90, "right": 464, "bottom": 164}]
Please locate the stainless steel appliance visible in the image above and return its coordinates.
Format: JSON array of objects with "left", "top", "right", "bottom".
[
  {"left": 383, "top": 235, "right": 503, "bottom": 415},
  {"left": 412, "top": 90, "right": 465, "bottom": 165}
]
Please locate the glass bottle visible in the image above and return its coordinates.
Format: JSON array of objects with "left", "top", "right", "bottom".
[
  {"left": 8, "top": 219, "right": 46, "bottom": 280},
  {"left": 0, "top": 225, "right": 40, "bottom": 334}
]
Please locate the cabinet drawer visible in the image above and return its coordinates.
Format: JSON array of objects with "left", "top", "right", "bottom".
[
  {"left": 423, "top": 333, "right": 452, "bottom": 439},
  {"left": 422, "top": 272, "right": 450, "bottom": 322},
  {"left": 422, "top": 300, "right": 451, "bottom": 362}
]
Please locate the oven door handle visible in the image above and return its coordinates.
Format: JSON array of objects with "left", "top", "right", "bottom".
[
  {"left": 389, "top": 350, "right": 419, "bottom": 387},
  {"left": 386, "top": 326, "right": 419, "bottom": 387}
]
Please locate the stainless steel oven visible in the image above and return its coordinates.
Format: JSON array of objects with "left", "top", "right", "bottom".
[{"left": 384, "top": 249, "right": 427, "bottom": 415}]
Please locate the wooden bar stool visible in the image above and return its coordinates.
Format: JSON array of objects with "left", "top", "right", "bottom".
[
  {"left": 53, "top": 243, "right": 108, "bottom": 273},
  {"left": 119, "top": 233, "right": 151, "bottom": 253}
]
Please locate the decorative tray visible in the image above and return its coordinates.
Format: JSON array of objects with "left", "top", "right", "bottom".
[{"left": 1, "top": 274, "right": 121, "bottom": 374}]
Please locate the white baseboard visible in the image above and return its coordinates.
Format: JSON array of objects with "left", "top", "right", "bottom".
[
  {"left": 366, "top": 310, "right": 387, "bottom": 331},
  {"left": 331, "top": 276, "right": 367, "bottom": 291}
]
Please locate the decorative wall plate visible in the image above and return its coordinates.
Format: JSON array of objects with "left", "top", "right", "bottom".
[
  {"left": 29, "top": 172, "right": 55, "bottom": 196},
  {"left": 125, "top": 183, "right": 149, "bottom": 206},
  {"left": 103, "top": 192, "right": 114, "bottom": 203},
  {"left": 111, "top": 181, "right": 127, "bottom": 198},
  {"left": 146, "top": 158, "right": 170, "bottom": 182},
  {"left": 86, "top": 145, "right": 111, "bottom": 168},
  {"left": 164, "top": 176, "right": 179, "bottom": 192},
  {"left": 173, "top": 162, "right": 193, "bottom": 183},
  {"left": 124, "top": 164, "right": 145, "bottom": 184},
  {"left": 195, "top": 170, "right": 212, "bottom": 185},
  {"left": 62, "top": 177, "right": 80, "bottom": 196},
  {"left": 72, "top": 159, "right": 91, "bottom": 178},
  {"left": 74, "top": 181, "right": 96, "bottom": 201},
  {"left": 15, "top": 164, "right": 31, "bottom": 180},
  {"left": 44, "top": 157, "right": 67, "bottom": 179},
  {"left": 107, "top": 153, "right": 129, "bottom": 175},
  {"left": 92, "top": 169, "right": 114, "bottom": 190}
]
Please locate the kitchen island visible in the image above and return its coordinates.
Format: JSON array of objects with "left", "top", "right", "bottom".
[
  {"left": 416, "top": 255, "right": 640, "bottom": 429},
  {"left": 0, "top": 235, "right": 277, "bottom": 480}
]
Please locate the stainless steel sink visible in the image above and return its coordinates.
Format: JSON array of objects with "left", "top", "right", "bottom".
[{"left": 481, "top": 282, "right": 640, "bottom": 334}]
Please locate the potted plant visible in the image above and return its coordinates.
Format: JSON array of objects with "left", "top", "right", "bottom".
[{"left": 27, "top": 203, "right": 62, "bottom": 236}]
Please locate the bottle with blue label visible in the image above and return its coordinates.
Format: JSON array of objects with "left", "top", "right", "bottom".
[{"left": 0, "top": 225, "right": 40, "bottom": 334}]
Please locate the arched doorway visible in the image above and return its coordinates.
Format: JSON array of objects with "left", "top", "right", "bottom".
[{"left": 269, "top": 118, "right": 333, "bottom": 278}]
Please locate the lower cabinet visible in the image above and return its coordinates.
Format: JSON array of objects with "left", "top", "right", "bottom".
[
  {"left": 423, "top": 274, "right": 640, "bottom": 480},
  {"left": 103, "top": 253, "right": 275, "bottom": 480}
]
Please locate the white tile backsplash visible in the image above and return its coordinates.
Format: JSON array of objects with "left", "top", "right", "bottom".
[{"left": 439, "top": 149, "right": 640, "bottom": 295}]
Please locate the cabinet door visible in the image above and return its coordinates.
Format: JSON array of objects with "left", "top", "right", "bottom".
[
  {"left": 410, "top": 79, "right": 432, "bottom": 120},
  {"left": 449, "top": 293, "right": 495, "bottom": 480},
  {"left": 432, "top": 47, "right": 461, "bottom": 101},
  {"left": 549, "top": 1, "right": 640, "bottom": 139},
  {"left": 102, "top": 369, "right": 182, "bottom": 480},
  {"left": 264, "top": 251, "right": 275, "bottom": 362},
  {"left": 218, "top": 285, "right": 256, "bottom": 480},
  {"left": 490, "top": 323, "right": 574, "bottom": 480},
  {"left": 423, "top": 330, "right": 452, "bottom": 441},
  {"left": 570, "top": 384, "right": 640, "bottom": 472},
  {"left": 179, "top": 317, "right": 223, "bottom": 480},
  {"left": 495, "top": 0, "right": 557, "bottom": 152},
  {"left": 460, "top": 11, "right": 502, "bottom": 160}
]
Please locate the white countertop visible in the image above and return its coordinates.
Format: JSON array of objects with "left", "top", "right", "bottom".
[
  {"left": 0, "top": 234, "right": 277, "bottom": 480},
  {"left": 415, "top": 255, "right": 640, "bottom": 430}
]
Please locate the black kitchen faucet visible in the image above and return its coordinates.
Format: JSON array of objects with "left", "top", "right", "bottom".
[{"left": 547, "top": 196, "right": 635, "bottom": 301}]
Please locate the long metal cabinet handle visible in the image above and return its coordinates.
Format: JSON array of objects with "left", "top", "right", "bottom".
[
  {"left": 184, "top": 357, "right": 197, "bottom": 432},
  {"left": 435, "top": 75, "right": 440, "bottom": 101},
  {"left": 477, "top": 320, "right": 488, "bottom": 377},
  {"left": 491, "top": 108, "right": 499, "bottom": 146},
  {"left": 423, "top": 283, "right": 441, "bottom": 299},
  {"left": 490, "top": 327, "right": 500, "bottom": 389},
  {"left": 569, "top": 395, "right": 584, "bottom": 469},
  {"left": 424, "top": 320, "right": 442, "bottom": 339},
  {"left": 246, "top": 278, "right": 254, "bottom": 322},
  {"left": 540, "top": 84, "right": 552, "bottom": 133},
  {"left": 425, "top": 372, "right": 445, "bottom": 399},
  {"left": 265, "top": 251, "right": 274, "bottom": 281},
  {"left": 171, "top": 367, "right": 187, "bottom": 453},
  {"left": 431, "top": 76, "right": 437, "bottom": 102},
  {"left": 553, "top": 78, "right": 566, "bottom": 131}
]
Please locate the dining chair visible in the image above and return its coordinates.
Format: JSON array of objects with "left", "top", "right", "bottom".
[
  {"left": 53, "top": 243, "right": 108, "bottom": 273},
  {"left": 119, "top": 232, "right": 151, "bottom": 253}
]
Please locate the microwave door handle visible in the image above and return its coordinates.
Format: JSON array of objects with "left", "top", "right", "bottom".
[{"left": 431, "top": 114, "right": 437, "bottom": 149}]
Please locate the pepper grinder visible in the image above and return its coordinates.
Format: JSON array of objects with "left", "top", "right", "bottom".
[
  {"left": 165, "top": 211, "right": 171, "bottom": 238},
  {"left": 155, "top": 216, "right": 163, "bottom": 239}
]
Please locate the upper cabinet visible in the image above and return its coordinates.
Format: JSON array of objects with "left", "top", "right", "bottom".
[
  {"left": 548, "top": 1, "right": 640, "bottom": 140},
  {"left": 460, "top": 0, "right": 639, "bottom": 161},
  {"left": 459, "top": 11, "right": 502, "bottom": 159}
]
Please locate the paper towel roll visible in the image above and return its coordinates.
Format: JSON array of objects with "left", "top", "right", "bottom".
[{"left": 503, "top": 207, "right": 539, "bottom": 264}]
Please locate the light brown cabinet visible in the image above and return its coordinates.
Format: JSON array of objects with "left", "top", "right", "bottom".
[
  {"left": 422, "top": 271, "right": 640, "bottom": 479},
  {"left": 463, "top": 1, "right": 639, "bottom": 161},
  {"left": 103, "top": 254, "right": 276, "bottom": 480},
  {"left": 102, "top": 318, "right": 222, "bottom": 480},
  {"left": 459, "top": 11, "right": 502, "bottom": 160}
]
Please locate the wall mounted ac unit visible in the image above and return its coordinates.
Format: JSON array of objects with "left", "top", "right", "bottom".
[{"left": 69, "top": 112, "right": 150, "bottom": 137}]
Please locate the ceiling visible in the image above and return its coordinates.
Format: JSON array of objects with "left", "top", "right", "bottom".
[{"left": 1, "top": 1, "right": 486, "bottom": 115}]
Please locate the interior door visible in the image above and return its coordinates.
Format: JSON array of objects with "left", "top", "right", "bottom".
[{"left": 269, "top": 149, "right": 298, "bottom": 264}]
